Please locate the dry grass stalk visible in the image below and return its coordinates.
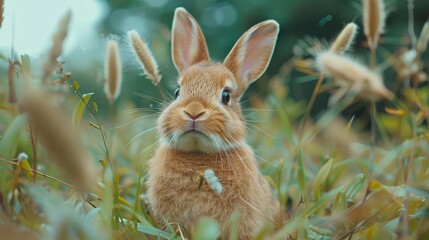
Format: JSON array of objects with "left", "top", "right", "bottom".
[
  {"left": 317, "top": 52, "right": 393, "bottom": 100},
  {"left": 8, "top": 60, "right": 17, "bottom": 103},
  {"left": 104, "top": 40, "right": 122, "bottom": 104},
  {"left": 0, "top": 0, "right": 4, "bottom": 29},
  {"left": 330, "top": 23, "right": 358, "bottom": 53},
  {"left": 128, "top": 30, "right": 161, "bottom": 86},
  {"left": 41, "top": 10, "right": 72, "bottom": 82},
  {"left": 22, "top": 88, "right": 95, "bottom": 191},
  {"left": 416, "top": 20, "right": 429, "bottom": 54},
  {"left": 363, "top": 0, "right": 386, "bottom": 50}
]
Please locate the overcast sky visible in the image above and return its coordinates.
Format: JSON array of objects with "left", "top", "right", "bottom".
[{"left": 0, "top": 0, "right": 105, "bottom": 57}]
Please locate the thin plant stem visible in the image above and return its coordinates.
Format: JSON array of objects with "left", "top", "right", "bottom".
[
  {"left": 28, "top": 122, "right": 37, "bottom": 182},
  {"left": 299, "top": 74, "right": 325, "bottom": 138},
  {"left": 399, "top": 90, "right": 418, "bottom": 239},
  {"left": 407, "top": 0, "right": 417, "bottom": 48},
  {"left": 67, "top": 80, "right": 114, "bottom": 174},
  {"left": 362, "top": 48, "right": 378, "bottom": 204}
]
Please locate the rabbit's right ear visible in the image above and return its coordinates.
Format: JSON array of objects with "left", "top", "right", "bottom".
[{"left": 172, "top": 7, "right": 210, "bottom": 73}]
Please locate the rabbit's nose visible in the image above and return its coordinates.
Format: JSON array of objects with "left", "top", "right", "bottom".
[
  {"left": 184, "top": 102, "right": 206, "bottom": 120},
  {"left": 184, "top": 110, "right": 205, "bottom": 120}
]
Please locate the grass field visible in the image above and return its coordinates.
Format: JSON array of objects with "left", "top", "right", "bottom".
[{"left": 1, "top": 0, "right": 429, "bottom": 239}]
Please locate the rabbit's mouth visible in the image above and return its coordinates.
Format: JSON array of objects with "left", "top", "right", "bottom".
[{"left": 183, "top": 129, "right": 208, "bottom": 138}]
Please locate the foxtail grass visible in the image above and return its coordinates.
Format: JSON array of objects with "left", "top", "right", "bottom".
[
  {"left": 363, "top": 0, "right": 386, "bottom": 51},
  {"left": 316, "top": 51, "right": 393, "bottom": 100},
  {"left": 330, "top": 23, "right": 358, "bottom": 53},
  {"left": 41, "top": 10, "right": 72, "bottom": 83},
  {"left": 104, "top": 40, "right": 122, "bottom": 104},
  {"left": 22, "top": 88, "right": 95, "bottom": 191},
  {"left": 128, "top": 30, "right": 161, "bottom": 86}
]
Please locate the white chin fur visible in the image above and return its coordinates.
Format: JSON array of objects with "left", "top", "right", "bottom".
[{"left": 160, "top": 132, "right": 233, "bottom": 154}]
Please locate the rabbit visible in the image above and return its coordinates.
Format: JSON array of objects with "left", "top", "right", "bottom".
[{"left": 147, "top": 7, "right": 280, "bottom": 239}]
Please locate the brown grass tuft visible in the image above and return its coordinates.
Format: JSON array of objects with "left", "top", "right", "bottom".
[
  {"left": 0, "top": 0, "right": 4, "bottom": 29},
  {"left": 128, "top": 30, "right": 161, "bottom": 86},
  {"left": 21, "top": 88, "right": 95, "bottom": 191},
  {"left": 41, "top": 10, "right": 72, "bottom": 82},
  {"left": 363, "top": 0, "right": 385, "bottom": 50},
  {"left": 104, "top": 40, "right": 122, "bottom": 104},
  {"left": 330, "top": 23, "right": 358, "bottom": 53},
  {"left": 416, "top": 20, "right": 429, "bottom": 54},
  {"left": 317, "top": 51, "right": 393, "bottom": 100}
]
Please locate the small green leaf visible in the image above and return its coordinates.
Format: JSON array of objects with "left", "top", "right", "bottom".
[
  {"left": 306, "top": 186, "right": 343, "bottom": 215},
  {"left": 331, "top": 191, "right": 347, "bottom": 215},
  {"left": 135, "top": 223, "right": 173, "bottom": 239},
  {"left": 0, "top": 114, "right": 27, "bottom": 160},
  {"left": 313, "top": 158, "right": 334, "bottom": 200},
  {"left": 345, "top": 173, "right": 365, "bottom": 201},
  {"left": 72, "top": 93, "right": 94, "bottom": 127}
]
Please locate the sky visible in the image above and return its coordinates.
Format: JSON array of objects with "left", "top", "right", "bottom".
[{"left": 0, "top": 0, "right": 105, "bottom": 57}]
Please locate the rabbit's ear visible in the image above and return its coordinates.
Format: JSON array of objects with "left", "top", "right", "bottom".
[
  {"left": 172, "top": 7, "right": 210, "bottom": 73},
  {"left": 224, "top": 20, "right": 279, "bottom": 89}
]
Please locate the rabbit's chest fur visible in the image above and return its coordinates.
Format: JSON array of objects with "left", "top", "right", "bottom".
[{"left": 147, "top": 146, "right": 274, "bottom": 236}]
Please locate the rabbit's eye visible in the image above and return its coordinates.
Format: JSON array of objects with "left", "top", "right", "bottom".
[
  {"left": 174, "top": 88, "right": 180, "bottom": 99},
  {"left": 221, "top": 89, "right": 231, "bottom": 105}
]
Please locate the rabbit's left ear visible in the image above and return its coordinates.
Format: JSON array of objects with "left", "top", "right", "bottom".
[{"left": 224, "top": 20, "right": 279, "bottom": 90}]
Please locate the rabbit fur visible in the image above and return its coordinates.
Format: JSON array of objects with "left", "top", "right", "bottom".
[{"left": 147, "top": 7, "right": 280, "bottom": 239}]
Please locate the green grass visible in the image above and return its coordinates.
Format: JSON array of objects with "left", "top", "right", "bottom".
[{"left": 1, "top": 2, "right": 429, "bottom": 240}]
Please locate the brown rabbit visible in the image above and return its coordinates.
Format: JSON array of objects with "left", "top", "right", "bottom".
[{"left": 147, "top": 7, "right": 280, "bottom": 239}]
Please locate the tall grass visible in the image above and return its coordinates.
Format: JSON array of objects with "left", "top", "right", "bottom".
[{"left": 0, "top": 1, "right": 429, "bottom": 240}]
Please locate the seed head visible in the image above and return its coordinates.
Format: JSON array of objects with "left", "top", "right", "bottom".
[
  {"left": 363, "top": 0, "right": 386, "bottom": 50},
  {"left": 42, "top": 10, "right": 72, "bottom": 82},
  {"left": 128, "top": 30, "right": 161, "bottom": 86},
  {"left": 104, "top": 40, "right": 122, "bottom": 104},
  {"left": 17, "top": 153, "right": 28, "bottom": 161},
  {"left": 330, "top": 23, "right": 358, "bottom": 53},
  {"left": 317, "top": 52, "right": 393, "bottom": 101},
  {"left": 22, "top": 88, "right": 95, "bottom": 191}
]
